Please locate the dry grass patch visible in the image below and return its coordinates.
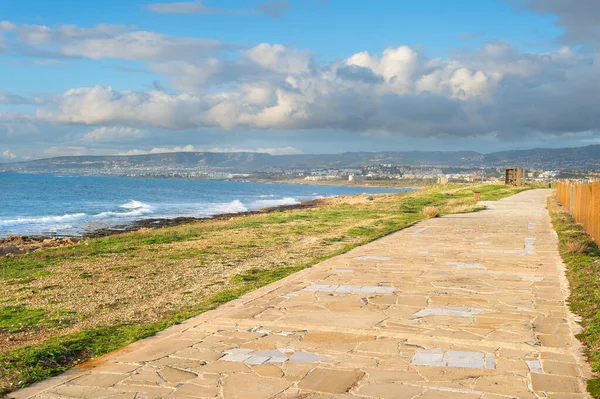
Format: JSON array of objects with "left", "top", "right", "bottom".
[
  {"left": 421, "top": 206, "right": 440, "bottom": 218},
  {"left": 565, "top": 239, "right": 589, "bottom": 254}
]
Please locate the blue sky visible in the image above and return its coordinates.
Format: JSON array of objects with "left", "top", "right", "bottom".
[{"left": 1, "top": 0, "right": 599, "bottom": 160}]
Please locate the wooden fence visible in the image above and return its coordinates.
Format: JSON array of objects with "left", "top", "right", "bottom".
[{"left": 556, "top": 181, "right": 600, "bottom": 246}]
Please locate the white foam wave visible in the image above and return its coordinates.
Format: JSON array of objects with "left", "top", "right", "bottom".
[
  {"left": 250, "top": 197, "right": 300, "bottom": 208},
  {"left": 94, "top": 200, "right": 154, "bottom": 219},
  {"left": 208, "top": 200, "right": 248, "bottom": 215},
  {"left": 0, "top": 213, "right": 87, "bottom": 226},
  {"left": 120, "top": 200, "right": 151, "bottom": 210}
]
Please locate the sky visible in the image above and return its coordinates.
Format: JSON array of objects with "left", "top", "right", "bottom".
[{"left": 1, "top": 0, "right": 600, "bottom": 161}]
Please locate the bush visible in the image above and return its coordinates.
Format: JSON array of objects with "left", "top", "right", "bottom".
[{"left": 421, "top": 206, "right": 440, "bottom": 218}]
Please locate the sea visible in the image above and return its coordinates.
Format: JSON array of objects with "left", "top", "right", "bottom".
[{"left": 0, "top": 173, "right": 410, "bottom": 237}]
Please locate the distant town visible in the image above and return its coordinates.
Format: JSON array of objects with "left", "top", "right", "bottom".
[{"left": 3, "top": 146, "right": 600, "bottom": 186}]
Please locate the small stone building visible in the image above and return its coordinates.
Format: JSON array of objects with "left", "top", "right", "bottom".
[{"left": 505, "top": 168, "right": 526, "bottom": 186}]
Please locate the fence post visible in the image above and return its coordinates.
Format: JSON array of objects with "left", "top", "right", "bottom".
[{"left": 570, "top": 186, "right": 575, "bottom": 214}]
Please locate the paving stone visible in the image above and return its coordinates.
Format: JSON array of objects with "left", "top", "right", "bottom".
[
  {"left": 121, "top": 369, "right": 164, "bottom": 386},
  {"left": 158, "top": 367, "right": 197, "bottom": 384},
  {"left": 445, "top": 352, "right": 485, "bottom": 369},
  {"left": 71, "top": 373, "right": 128, "bottom": 388},
  {"left": 172, "top": 384, "right": 217, "bottom": 398},
  {"left": 542, "top": 360, "right": 579, "bottom": 377},
  {"left": 411, "top": 350, "right": 445, "bottom": 366},
  {"left": 222, "top": 373, "right": 291, "bottom": 399},
  {"left": 419, "top": 388, "right": 482, "bottom": 398},
  {"left": 47, "top": 386, "right": 134, "bottom": 398},
  {"left": 252, "top": 364, "right": 284, "bottom": 378},
  {"left": 245, "top": 356, "right": 270, "bottom": 365},
  {"left": 89, "top": 363, "right": 140, "bottom": 374},
  {"left": 357, "top": 256, "right": 392, "bottom": 261},
  {"left": 526, "top": 359, "right": 544, "bottom": 374},
  {"left": 413, "top": 306, "right": 486, "bottom": 318},
  {"left": 297, "top": 368, "right": 365, "bottom": 394},
  {"left": 363, "top": 369, "right": 425, "bottom": 382},
  {"left": 220, "top": 353, "right": 252, "bottom": 362},
  {"left": 531, "top": 373, "right": 580, "bottom": 393},
  {"left": 288, "top": 351, "right": 327, "bottom": 363},
  {"left": 171, "top": 348, "right": 223, "bottom": 362},
  {"left": 356, "top": 382, "right": 424, "bottom": 398},
  {"left": 474, "top": 376, "right": 534, "bottom": 397},
  {"left": 412, "top": 350, "right": 495, "bottom": 369}
]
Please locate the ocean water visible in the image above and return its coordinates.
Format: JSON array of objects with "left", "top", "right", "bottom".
[{"left": 0, "top": 173, "right": 410, "bottom": 237}]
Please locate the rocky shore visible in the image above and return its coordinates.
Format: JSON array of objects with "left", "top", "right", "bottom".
[
  {"left": 0, "top": 199, "right": 323, "bottom": 257},
  {"left": 0, "top": 235, "right": 83, "bottom": 257}
]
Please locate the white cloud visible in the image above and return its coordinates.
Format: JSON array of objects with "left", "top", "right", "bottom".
[
  {"left": 36, "top": 86, "right": 207, "bottom": 129},
  {"left": 1, "top": 22, "right": 228, "bottom": 62},
  {"left": 244, "top": 44, "right": 312, "bottom": 74},
  {"left": 81, "top": 126, "right": 145, "bottom": 142},
  {"left": 116, "top": 144, "right": 197, "bottom": 155},
  {"left": 61, "top": 31, "right": 226, "bottom": 61},
  {"left": 1, "top": 149, "right": 17, "bottom": 159},
  {"left": 7, "top": 33, "right": 600, "bottom": 143}
]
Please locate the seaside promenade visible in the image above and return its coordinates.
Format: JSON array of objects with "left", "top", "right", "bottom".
[{"left": 8, "top": 189, "right": 590, "bottom": 398}]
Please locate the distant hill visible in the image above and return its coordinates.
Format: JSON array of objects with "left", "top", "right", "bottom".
[{"left": 2, "top": 145, "right": 600, "bottom": 173}]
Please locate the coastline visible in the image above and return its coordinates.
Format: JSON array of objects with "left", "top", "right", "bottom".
[{"left": 0, "top": 195, "right": 361, "bottom": 257}]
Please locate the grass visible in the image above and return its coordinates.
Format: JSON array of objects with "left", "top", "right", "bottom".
[
  {"left": 547, "top": 194, "right": 600, "bottom": 397},
  {"left": 0, "top": 306, "right": 47, "bottom": 334},
  {"left": 0, "top": 184, "right": 529, "bottom": 395}
]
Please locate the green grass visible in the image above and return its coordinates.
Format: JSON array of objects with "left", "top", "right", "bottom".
[
  {"left": 547, "top": 194, "right": 600, "bottom": 397},
  {"left": 0, "top": 305, "right": 47, "bottom": 334},
  {"left": 0, "top": 184, "right": 530, "bottom": 395}
]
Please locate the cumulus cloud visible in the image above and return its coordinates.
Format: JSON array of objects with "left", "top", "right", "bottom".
[
  {"left": 81, "top": 126, "right": 145, "bottom": 142},
  {"left": 117, "top": 144, "right": 197, "bottom": 155},
  {"left": 1, "top": 149, "right": 17, "bottom": 160},
  {"left": 31, "top": 42, "right": 600, "bottom": 141},
  {"left": 145, "top": 0, "right": 291, "bottom": 18},
  {"left": 243, "top": 44, "right": 312, "bottom": 74}
]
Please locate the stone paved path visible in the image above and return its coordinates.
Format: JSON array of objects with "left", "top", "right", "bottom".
[{"left": 9, "top": 189, "right": 591, "bottom": 399}]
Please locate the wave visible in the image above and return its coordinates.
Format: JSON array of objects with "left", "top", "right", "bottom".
[
  {"left": 0, "top": 213, "right": 87, "bottom": 226},
  {"left": 204, "top": 200, "right": 248, "bottom": 215},
  {"left": 120, "top": 200, "right": 151, "bottom": 210},
  {"left": 250, "top": 197, "right": 300, "bottom": 208},
  {"left": 94, "top": 200, "right": 154, "bottom": 219}
]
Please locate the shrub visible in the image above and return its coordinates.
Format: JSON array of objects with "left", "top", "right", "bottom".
[{"left": 421, "top": 206, "right": 440, "bottom": 218}]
